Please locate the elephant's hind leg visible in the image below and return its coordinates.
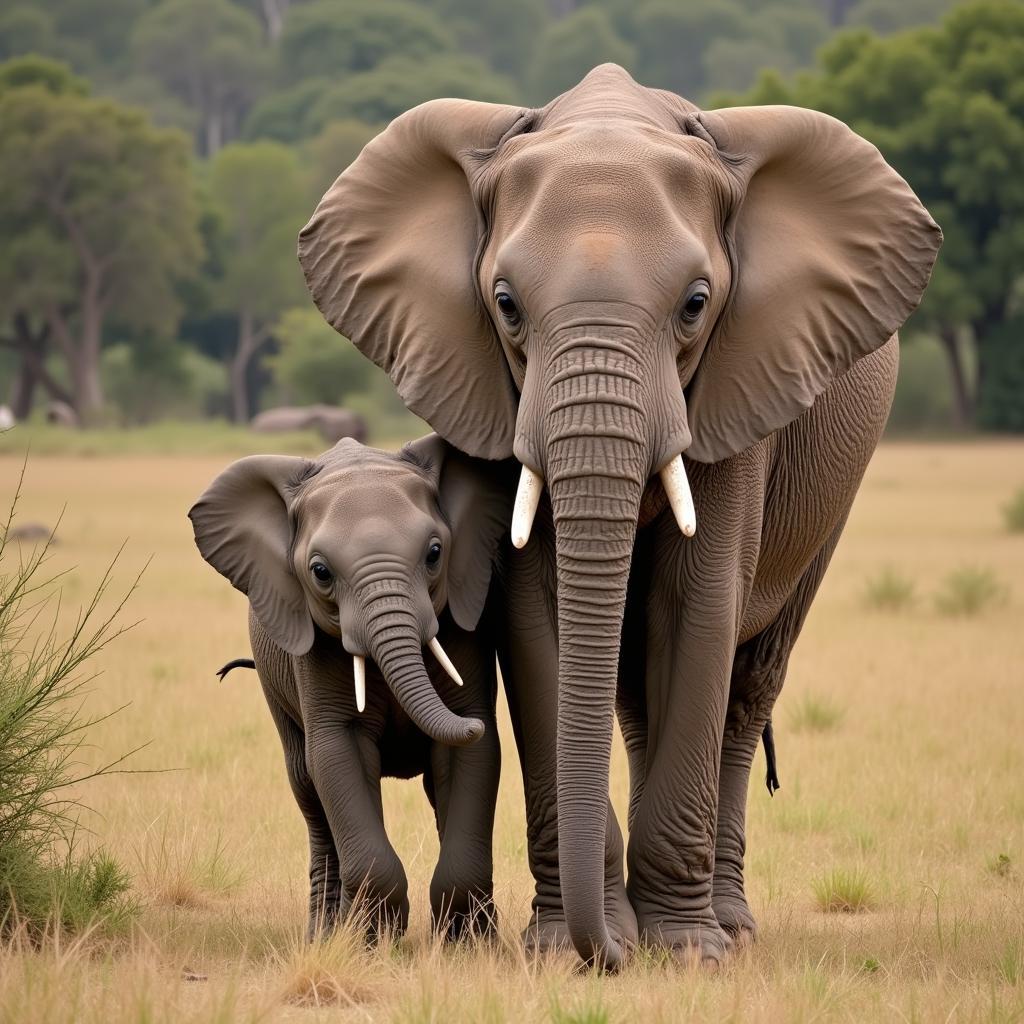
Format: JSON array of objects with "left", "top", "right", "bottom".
[{"left": 713, "top": 527, "right": 843, "bottom": 944}]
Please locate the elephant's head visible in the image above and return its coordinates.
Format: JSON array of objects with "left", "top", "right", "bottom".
[
  {"left": 189, "top": 436, "right": 509, "bottom": 747},
  {"left": 298, "top": 64, "right": 941, "bottom": 966}
]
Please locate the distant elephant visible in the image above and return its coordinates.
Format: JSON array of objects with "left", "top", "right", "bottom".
[
  {"left": 298, "top": 65, "right": 941, "bottom": 968},
  {"left": 251, "top": 404, "right": 366, "bottom": 444},
  {"left": 189, "top": 435, "right": 510, "bottom": 941}
]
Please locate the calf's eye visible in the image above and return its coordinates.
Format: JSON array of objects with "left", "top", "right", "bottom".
[
  {"left": 311, "top": 561, "right": 333, "bottom": 584},
  {"left": 681, "top": 282, "right": 711, "bottom": 323},
  {"left": 425, "top": 542, "right": 442, "bottom": 567}
]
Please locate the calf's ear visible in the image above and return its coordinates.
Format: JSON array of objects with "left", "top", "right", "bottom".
[{"left": 189, "top": 455, "right": 316, "bottom": 656}]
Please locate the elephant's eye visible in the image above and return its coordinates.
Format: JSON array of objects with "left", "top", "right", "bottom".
[
  {"left": 425, "top": 541, "right": 443, "bottom": 568},
  {"left": 681, "top": 283, "right": 710, "bottom": 323},
  {"left": 495, "top": 290, "right": 521, "bottom": 326},
  {"left": 310, "top": 561, "right": 333, "bottom": 585}
]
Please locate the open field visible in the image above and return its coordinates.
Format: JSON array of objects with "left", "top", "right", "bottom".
[{"left": 1, "top": 440, "right": 1023, "bottom": 1023}]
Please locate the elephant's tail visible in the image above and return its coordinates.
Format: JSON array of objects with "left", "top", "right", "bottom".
[
  {"left": 762, "top": 720, "right": 780, "bottom": 796},
  {"left": 216, "top": 658, "right": 256, "bottom": 681}
]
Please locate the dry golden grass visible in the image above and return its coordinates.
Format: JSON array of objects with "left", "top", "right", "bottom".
[{"left": 1, "top": 440, "right": 1023, "bottom": 1022}]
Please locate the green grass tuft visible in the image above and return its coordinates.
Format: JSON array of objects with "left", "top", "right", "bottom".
[
  {"left": 812, "top": 868, "right": 875, "bottom": 914},
  {"left": 862, "top": 566, "right": 916, "bottom": 611},
  {"left": 1003, "top": 486, "right": 1024, "bottom": 533},
  {"left": 787, "top": 693, "right": 846, "bottom": 734},
  {"left": 0, "top": 465, "right": 139, "bottom": 936},
  {"left": 934, "top": 566, "right": 1006, "bottom": 617}
]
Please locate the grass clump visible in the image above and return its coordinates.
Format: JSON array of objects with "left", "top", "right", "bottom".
[
  {"left": 862, "top": 566, "right": 916, "bottom": 611},
  {"left": 0, "top": 468, "right": 139, "bottom": 936},
  {"left": 274, "top": 925, "right": 378, "bottom": 1008},
  {"left": 787, "top": 693, "right": 846, "bottom": 734},
  {"left": 934, "top": 566, "right": 1005, "bottom": 617},
  {"left": 812, "top": 868, "right": 875, "bottom": 914},
  {"left": 987, "top": 852, "right": 1013, "bottom": 879},
  {"left": 1003, "top": 486, "right": 1024, "bottom": 533}
]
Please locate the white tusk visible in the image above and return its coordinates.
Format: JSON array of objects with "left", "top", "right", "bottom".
[
  {"left": 660, "top": 455, "right": 697, "bottom": 538},
  {"left": 353, "top": 655, "right": 366, "bottom": 713},
  {"left": 428, "top": 636, "right": 463, "bottom": 687},
  {"left": 511, "top": 464, "right": 544, "bottom": 549}
]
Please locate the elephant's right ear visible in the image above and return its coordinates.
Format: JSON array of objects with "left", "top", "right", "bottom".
[
  {"left": 189, "top": 455, "right": 316, "bottom": 657},
  {"left": 298, "top": 98, "right": 526, "bottom": 461}
]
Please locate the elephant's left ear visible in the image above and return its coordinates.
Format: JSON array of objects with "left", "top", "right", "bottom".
[
  {"left": 406, "top": 434, "right": 512, "bottom": 632},
  {"left": 683, "top": 105, "right": 942, "bottom": 463}
]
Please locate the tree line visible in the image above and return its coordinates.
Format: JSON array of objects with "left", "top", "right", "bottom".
[{"left": 0, "top": 0, "right": 1019, "bottom": 433}]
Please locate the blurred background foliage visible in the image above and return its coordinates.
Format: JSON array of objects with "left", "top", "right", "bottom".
[{"left": 0, "top": 0, "right": 1021, "bottom": 441}]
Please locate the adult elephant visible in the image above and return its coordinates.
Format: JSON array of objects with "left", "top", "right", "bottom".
[
  {"left": 298, "top": 65, "right": 940, "bottom": 969},
  {"left": 251, "top": 404, "right": 367, "bottom": 444}
]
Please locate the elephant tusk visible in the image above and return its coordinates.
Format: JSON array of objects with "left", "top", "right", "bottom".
[
  {"left": 660, "top": 455, "right": 697, "bottom": 538},
  {"left": 353, "top": 655, "right": 366, "bottom": 712},
  {"left": 428, "top": 636, "right": 463, "bottom": 686},
  {"left": 511, "top": 464, "right": 544, "bottom": 549}
]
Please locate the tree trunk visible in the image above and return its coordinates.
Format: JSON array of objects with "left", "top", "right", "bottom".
[
  {"left": 261, "top": 0, "right": 288, "bottom": 40},
  {"left": 8, "top": 357, "right": 38, "bottom": 420},
  {"left": 938, "top": 325, "right": 974, "bottom": 429},
  {"left": 231, "top": 310, "right": 273, "bottom": 424}
]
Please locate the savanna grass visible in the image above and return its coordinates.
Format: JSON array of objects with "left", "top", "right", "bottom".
[
  {"left": 786, "top": 693, "right": 846, "bottom": 734},
  {"left": 0, "top": 466, "right": 138, "bottom": 936}
]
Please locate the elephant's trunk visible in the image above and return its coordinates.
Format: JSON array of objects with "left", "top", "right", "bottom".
[
  {"left": 362, "top": 586, "right": 483, "bottom": 747},
  {"left": 537, "top": 337, "right": 650, "bottom": 971}
]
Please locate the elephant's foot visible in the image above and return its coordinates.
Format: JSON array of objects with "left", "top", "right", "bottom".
[
  {"left": 712, "top": 890, "right": 757, "bottom": 947},
  {"left": 522, "top": 887, "right": 638, "bottom": 960},
  {"left": 432, "top": 892, "right": 498, "bottom": 943},
  {"left": 636, "top": 912, "right": 732, "bottom": 967},
  {"left": 341, "top": 891, "right": 409, "bottom": 944}
]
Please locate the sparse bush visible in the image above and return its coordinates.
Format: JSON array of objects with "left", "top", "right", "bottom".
[
  {"left": 987, "top": 852, "right": 1013, "bottom": 879},
  {"left": 1003, "top": 487, "right": 1024, "bottom": 533},
  {"left": 0, "top": 470, "right": 139, "bottom": 936},
  {"left": 787, "top": 693, "right": 846, "bottom": 734},
  {"left": 812, "top": 868, "right": 875, "bottom": 913},
  {"left": 275, "top": 924, "right": 378, "bottom": 1008},
  {"left": 934, "top": 567, "right": 1005, "bottom": 617},
  {"left": 863, "top": 566, "right": 916, "bottom": 611}
]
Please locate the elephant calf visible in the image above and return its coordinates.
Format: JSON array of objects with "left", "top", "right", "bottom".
[{"left": 189, "top": 435, "right": 511, "bottom": 940}]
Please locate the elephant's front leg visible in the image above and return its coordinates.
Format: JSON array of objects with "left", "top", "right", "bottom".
[
  {"left": 305, "top": 723, "right": 409, "bottom": 939},
  {"left": 428, "top": 714, "right": 500, "bottom": 941},
  {"left": 626, "top": 560, "right": 737, "bottom": 964}
]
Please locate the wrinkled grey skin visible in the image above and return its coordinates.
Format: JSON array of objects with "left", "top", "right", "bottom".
[
  {"left": 298, "top": 65, "right": 941, "bottom": 968},
  {"left": 189, "top": 436, "right": 509, "bottom": 940},
  {"left": 251, "top": 404, "right": 367, "bottom": 445}
]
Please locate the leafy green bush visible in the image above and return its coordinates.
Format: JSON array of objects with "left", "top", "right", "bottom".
[
  {"left": 0, "top": 473, "right": 138, "bottom": 935},
  {"left": 863, "top": 566, "right": 916, "bottom": 611},
  {"left": 1003, "top": 487, "right": 1024, "bottom": 533},
  {"left": 934, "top": 566, "right": 1005, "bottom": 617},
  {"left": 886, "top": 334, "right": 959, "bottom": 435}
]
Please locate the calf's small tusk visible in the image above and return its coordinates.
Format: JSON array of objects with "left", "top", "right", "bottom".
[
  {"left": 428, "top": 636, "right": 464, "bottom": 687},
  {"left": 353, "top": 655, "right": 366, "bottom": 713},
  {"left": 660, "top": 455, "right": 697, "bottom": 538},
  {"left": 511, "top": 464, "right": 543, "bottom": 549}
]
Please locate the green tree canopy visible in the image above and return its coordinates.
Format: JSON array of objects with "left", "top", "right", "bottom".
[
  {"left": 268, "top": 307, "right": 373, "bottom": 406},
  {"left": 530, "top": 8, "right": 635, "bottom": 102},
  {"left": 131, "top": 0, "right": 270, "bottom": 155},
  {"left": 306, "top": 56, "right": 515, "bottom": 130},
  {"left": 207, "top": 140, "right": 309, "bottom": 421},
  {"left": 0, "top": 57, "right": 200, "bottom": 421},
  {"left": 729, "top": 0, "right": 1024, "bottom": 429},
  {"left": 279, "top": 0, "right": 455, "bottom": 84}
]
